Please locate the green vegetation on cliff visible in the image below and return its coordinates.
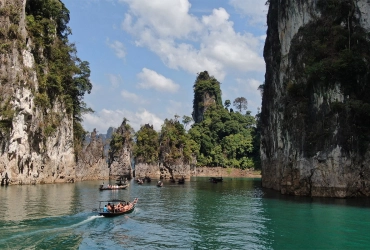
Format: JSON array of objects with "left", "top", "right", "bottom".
[
  {"left": 192, "top": 71, "right": 223, "bottom": 123},
  {"left": 189, "top": 71, "right": 257, "bottom": 169},
  {"left": 108, "top": 118, "right": 134, "bottom": 167},
  {"left": 133, "top": 124, "right": 159, "bottom": 165},
  {"left": 116, "top": 71, "right": 260, "bottom": 170},
  {"left": 287, "top": 0, "right": 370, "bottom": 156},
  {"left": 25, "top": 0, "right": 92, "bottom": 156},
  {"left": 159, "top": 118, "right": 199, "bottom": 166}
]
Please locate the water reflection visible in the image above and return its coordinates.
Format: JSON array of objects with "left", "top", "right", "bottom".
[
  {"left": 191, "top": 177, "right": 271, "bottom": 249},
  {"left": 0, "top": 184, "right": 77, "bottom": 221}
]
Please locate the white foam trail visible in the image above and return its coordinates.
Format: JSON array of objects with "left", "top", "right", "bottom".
[
  {"left": 0, "top": 214, "right": 103, "bottom": 243},
  {"left": 71, "top": 215, "right": 103, "bottom": 228}
]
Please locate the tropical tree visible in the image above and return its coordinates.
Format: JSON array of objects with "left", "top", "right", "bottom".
[
  {"left": 133, "top": 124, "right": 159, "bottom": 164},
  {"left": 25, "top": 0, "right": 93, "bottom": 157},
  {"left": 233, "top": 97, "right": 248, "bottom": 113},
  {"left": 108, "top": 118, "right": 134, "bottom": 167},
  {"left": 182, "top": 115, "right": 193, "bottom": 129},
  {"left": 159, "top": 118, "right": 199, "bottom": 166},
  {"left": 224, "top": 99, "right": 231, "bottom": 109}
]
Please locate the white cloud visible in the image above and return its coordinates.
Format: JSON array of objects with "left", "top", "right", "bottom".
[
  {"left": 201, "top": 9, "right": 264, "bottom": 73},
  {"left": 83, "top": 108, "right": 163, "bottom": 133},
  {"left": 121, "top": 1, "right": 265, "bottom": 81},
  {"left": 121, "top": 89, "right": 147, "bottom": 104},
  {"left": 107, "top": 39, "right": 126, "bottom": 59},
  {"left": 120, "top": 0, "right": 201, "bottom": 39},
  {"left": 106, "top": 73, "right": 123, "bottom": 88},
  {"left": 229, "top": 0, "right": 268, "bottom": 25},
  {"left": 137, "top": 68, "right": 179, "bottom": 93},
  {"left": 135, "top": 109, "right": 163, "bottom": 131}
]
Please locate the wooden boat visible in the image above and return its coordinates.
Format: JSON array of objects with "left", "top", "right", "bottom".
[
  {"left": 137, "top": 178, "right": 144, "bottom": 184},
  {"left": 178, "top": 177, "right": 185, "bottom": 184},
  {"left": 97, "top": 198, "right": 138, "bottom": 217},
  {"left": 99, "top": 184, "right": 128, "bottom": 191},
  {"left": 157, "top": 181, "right": 163, "bottom": 187},
  {"left": 115, "top": 176, "right": 128, "bottom": 186},
  {"left": 209, "top": 177, "right": 223, "bottom": 183}
]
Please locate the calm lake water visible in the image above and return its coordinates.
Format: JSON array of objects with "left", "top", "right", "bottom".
[{"left": 1, "top": 177, "right": 370, "bottom": 249}]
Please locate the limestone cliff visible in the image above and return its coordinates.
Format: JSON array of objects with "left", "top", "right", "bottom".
[
  {"left": 261, "top": 0, "right": 370, "bottom": 197},
  {"left": 192, "top": 71, "right": 222, "bottom": 123},
  {"left": 76, "top": 129, "right": 109, "bottom": 181},
  {"left": 108, "top": 119, "right": 133, "bottom": 180},
  {"left": 0, "top": 0, "right": 87, "bottom": 185}
]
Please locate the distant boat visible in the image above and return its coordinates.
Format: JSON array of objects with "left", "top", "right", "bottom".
[
  {"left": 99, "top": 184, "right": 128, "bottom": 191},
  {"left": 115, "top": 176, "right": 128, "bottom": 186},
  {"left": 97, "top": 198, "right": 138, "bottom": 217},
  {"left": 157, "top": 181, "right": 163, "bottom": 187},
  {"left": 209, "top": 177, "right": 223, "bottom": 183},
  {"left": 178, "top": 177, "right": 185, "bottom": 184},
  {"left": 137, "top": 178, "right": 144, "bottom": 184}
]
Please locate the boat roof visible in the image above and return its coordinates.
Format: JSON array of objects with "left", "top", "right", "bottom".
[{"left": 99, "top": 199, "right": 127, "bottom": 203}]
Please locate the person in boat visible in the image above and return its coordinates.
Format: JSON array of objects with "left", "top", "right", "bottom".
[
  {"left": 117, "top": 202, "right": 124, "bottom": 212},
  {"left": 107, "top": 203, "right": 113, "bottom": 212},
  {"left": 122, "top": 202, "right": 130, "bottom": 211},
  {"left": 103, "top": 205, "right": 109, "bottom": 213}
]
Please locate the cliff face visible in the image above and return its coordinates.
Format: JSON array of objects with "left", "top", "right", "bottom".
[
  {"left": 192, "top": 71, "right": 222, "bottom": 123},
  {"left": 108, "top": 119, "right": 133, "bottom": 180},
  {"left": 76, "top": 129, "right": 109, "bottom": 181},
  {"left": 261, "top": 0, "right": 370, "bottom": 197},
  {"left": 0, "top": 0, "right": 75, "bottom": 185}
]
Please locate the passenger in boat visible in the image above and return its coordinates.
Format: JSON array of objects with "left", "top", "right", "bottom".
[
  {"left": 103, "top": 205, "right": 109, "bottom": 213},
  {"left": 107, "top": 203, "right": 113, "bottom": 212},
  {"left": 117, "top": 202, "right": 123, "bottom": 211}
]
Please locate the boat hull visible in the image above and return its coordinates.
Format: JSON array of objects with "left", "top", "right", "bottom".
[
  {"left": 99, "top": 184, "right": 128, "bottom": 191},
  {"left": 99, "top": 205, "right": 135, "bottom": 217},
  {"left": 97, "top": 198, "right": 138, "bottom": 217}
]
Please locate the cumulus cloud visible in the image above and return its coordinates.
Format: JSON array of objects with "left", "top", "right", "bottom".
[
  {"left": 229, "top": 0, "right": 268, "bottom": 25},
  {"left": 120, "top": 1, "right": 265, "bottom": 81},
  {"left": 137, "top": 68, "right": 179, "bottom": 92},
  {"left": 83, "top": 108, "right": 163, "bottom": 132},
  {"left": 121, "top": 89, "right": 147, "bottom": 104},
  {"left": 106, "top": 73, "right": 123, "bottom": 88},
  {"left": 120, "top": 0, "right": 201, "bottom": 39},
  {"left": 107, "top": 39, "right": 126, "bottom": 59}
]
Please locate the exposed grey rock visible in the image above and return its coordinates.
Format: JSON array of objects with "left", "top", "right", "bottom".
[
  {"left": 261, "top": 0, "right": 370, "bottom": 197},
  {"left": 0, "top": 0, "right": 75, "bottom": 185},
  {"left": 76, "top": 129, "right": 109, "bottom": 181},
  {"left": 108, "top": 119, "right": 133, "bottom": 180}
]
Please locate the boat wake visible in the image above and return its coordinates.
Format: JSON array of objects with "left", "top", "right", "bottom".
[
  {"left": 0, "top": 214, "right": 103, "bottom": 243},
  {"left": 72, "top": 215, "right": 103, "bottom": 228}
]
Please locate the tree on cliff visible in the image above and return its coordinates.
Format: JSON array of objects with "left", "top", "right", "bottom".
[
  {"left": 192, "top": 71, "right": 222, "bottom": 123},
  {"left": 159, "top": 117, "right": 199, "bottom": 166},
  {"left": 182, "top": 115, "right": 193, "bottom": 130},
  {"left": 133, "top": 124, "right": 159, "bottom": 164},
  {"left": 189, "top": 105, "right": 256, "bottom": 169},
  {"left": 189, "top": 73, "right": 256, "bottom": 169},
  {"left": 224, "top": 99, "right": 231, "bottom": 109},
  {"left": 108, "top": 118, "right": 134, "bottom": 167},
  {"left": 25, "top": 0, "right": 93, "bottom": 158},
  {"left": 233, "top": 97, "right": 248, "bottom": 113}
]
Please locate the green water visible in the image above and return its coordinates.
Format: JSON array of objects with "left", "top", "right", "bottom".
[{"left": 0, "top": 177, "right": 370, "bottom": 249}]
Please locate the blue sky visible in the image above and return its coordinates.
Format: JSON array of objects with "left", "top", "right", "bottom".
[{"left": 62, "top": 0, "right": 268, "bottom": 133}]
